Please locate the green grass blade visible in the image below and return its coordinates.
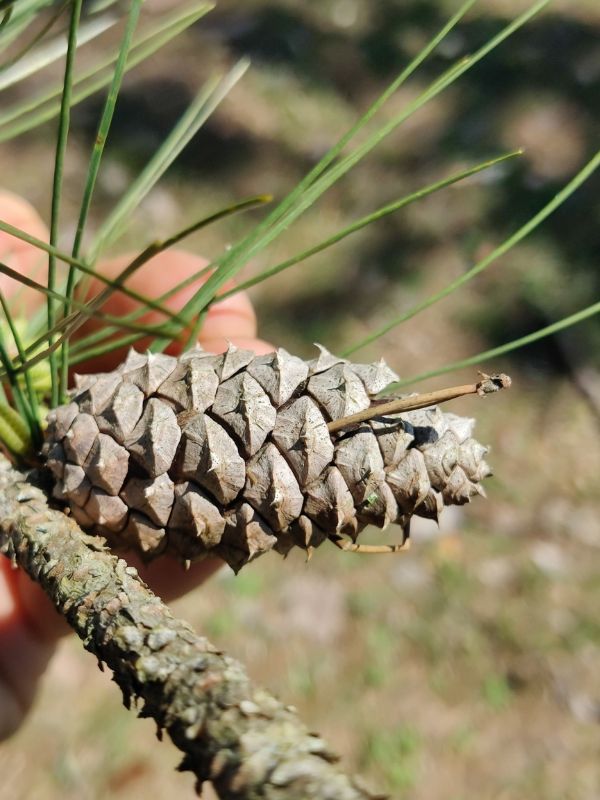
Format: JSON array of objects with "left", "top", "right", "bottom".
[
  {"left": 60, "top": 0, "right": 143, "bottom": 400},
  {"left": 391, "top": 301, "right": 600, "bottom": 390},
  {"left": 344, "top": 146, "right": 600, "bottom": 356},
  {"left": 157, "top": 0, "right": 550, "bottom": 351},
  {"left": 47, "top": 0, "right": 83, "bottom": 406},
  {"left": 0, "top": 3, "right": 212, "bottom": 135},
  {"left": 221, "top": 151, "right": 522, "bottom": 301},
  {"left": 88, "top": 57, "right": 248, "bottom": 261}
]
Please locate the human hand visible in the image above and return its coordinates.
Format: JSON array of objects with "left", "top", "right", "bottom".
[{"left": 0, "top": 189, "right": 272, "bottom": 738}]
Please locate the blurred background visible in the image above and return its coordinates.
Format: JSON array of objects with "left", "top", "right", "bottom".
[{"left": 1, "top": 1, "right": 599, "bottom": 798}]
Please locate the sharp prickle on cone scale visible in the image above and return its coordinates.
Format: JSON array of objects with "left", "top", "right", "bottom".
[{"left": 42, "top": 345, "right": 498, "bottom": 572}]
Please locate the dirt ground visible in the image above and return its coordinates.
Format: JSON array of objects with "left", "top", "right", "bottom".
[{"left": 0, "top": 2, "right": 599, "bottom": 798}]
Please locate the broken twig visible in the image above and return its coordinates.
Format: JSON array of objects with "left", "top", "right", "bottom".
[{"left": 327, "top": 372, "right": 511, "bottom": 434}]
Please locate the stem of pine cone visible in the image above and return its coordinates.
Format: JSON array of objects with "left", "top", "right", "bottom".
[
  {"left": 327, "top": 372, "right": 512, "bottom": 434},
  {"left": 0, "top": 456, "right": 382, "bottom": 800}
]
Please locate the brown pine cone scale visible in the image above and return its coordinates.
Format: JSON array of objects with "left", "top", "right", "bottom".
[{"left": 43, "top": 346, "right": 491, "bottom": 572}]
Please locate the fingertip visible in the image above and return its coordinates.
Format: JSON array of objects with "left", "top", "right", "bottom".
[
  {"left": 75, "top": 248, "right": 271, "bottom": 370},
  {"left": 128, "top": 555, "right": 224, "bottom": 602},
  {"left": 197, "top": 336, "right": 274, "bottom": 355},
  {"left": 73, "top": 250, "right": 212, "bottom": 371},
  {"left": 199, "top": 289, "right": 258, "bottom": 343},
  {"left": 0, "top": 190, "right": 48, "bottom": 238},
  {"left": 90, "top": 250, "right": 211, "bottom": 319},
  {"left": 0, "top": 190, "right": 49, "bottom": 308}
]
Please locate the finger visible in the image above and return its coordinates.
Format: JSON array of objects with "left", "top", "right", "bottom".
[
  {"left": 0, "top": 190, "right": 49, "bottom": 311},
  {"left": 199, "top": 336, "right": 274, "bottom": 355},
  {"left": 75, "top": 250, "right": 271, "bottom": 372},
  {"left": 126, "top": 554, "right": 224, "bottom": 603},
  {"left": 0, "top": 192, "right": 67, "bottom": 736},
  {"left": 0, "top": 558, "right": 64, "bottom": 740}
]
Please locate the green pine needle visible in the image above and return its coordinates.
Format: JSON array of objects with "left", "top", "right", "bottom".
[
  {"left": 87, "top": 55, "right": 247, "bottom": 262},
  {"left": 60, "top": 0, "right": 143, "bottom": 401},
  {"left": 0, "top": 261, "right": 181, "bottom": 339},
  {"left": 0, "top": 399, "right": 32, "bottom": 457},
  {"left": 0, "top": 313, "right": 33, "bottom": 430},
  {"left": 344, "top": 147, "right": 600, "bottom": 356},
  {"left": 0, "top": 195, "right": 271, "bottom": 378},
  {"left": 220, "top": 151, "right": 523, "bottom": 301},
  {"left": 0, "top": 3, "right": 212, "bottom": 139},
  {"left": 0, "top": 1, "right": 70, "bottom": 73},
  {"left": 150, "top": 0, "right": 551, "bottom": 353},
  {"left": 0, "top": 217, "right": 185, "bottom": 324},
  {"left": 47, "top": 0, "right": 82, "bottom": 406},
  {"left": 0, "top": 0, "right": 66, "bottom": 54},
  {"left": 0, "top": 0, "right": 592, "bottom": 438},
  {"left": 0, "top": 9, "right": 115, "bottom": 91},
  {"left": 67, "top": 267, "right": 214, "bottom": 363},
  {"left": 389, "top": 300, "right": 600, "bottom": 391},
  {"left": 0, "top": 290, "right": 41, "bottom": 443}
]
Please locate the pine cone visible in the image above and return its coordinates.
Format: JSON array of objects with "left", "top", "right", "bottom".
[{"left": 42, "top": 345, "right": 491, "bottom": 572}]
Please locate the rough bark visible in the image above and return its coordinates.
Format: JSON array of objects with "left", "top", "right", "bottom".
[{"left": 0, "top": 456, "right": 382, "bottom": 800}]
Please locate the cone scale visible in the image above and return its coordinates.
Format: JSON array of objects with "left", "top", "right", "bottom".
[{"left": 42, "top": 345, "right": 492, "bottom": 572}]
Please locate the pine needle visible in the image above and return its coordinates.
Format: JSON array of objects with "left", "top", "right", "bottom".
[
  {"left": 60, "top": 0, "right": 143, "bottom": 401},
  {"left": 0, "top": 289, "right": 40, "bottom": 443},
  {"left": 152, "top": 0, "right": 551, "bottom": 351},
  {"left": 1, "top": 196, "right": 271, "bottom": 377},
  {"left": 389, "top": 301, "right": 600, "bottom": 390},
  {"left": 344, "top": 147, "right": 600, "bottom": 356},
  {"left": 219, "top": 151, "right": 522, "bottom": 301},
  {"left": 0, "top": 3, "right": 212, "bottom": 140},
  {"left": 0, "top": 217, "right": 185, "bottom": 322},
  {"left": 47, "top": 0, "right": 83, "bottom": 406}
]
